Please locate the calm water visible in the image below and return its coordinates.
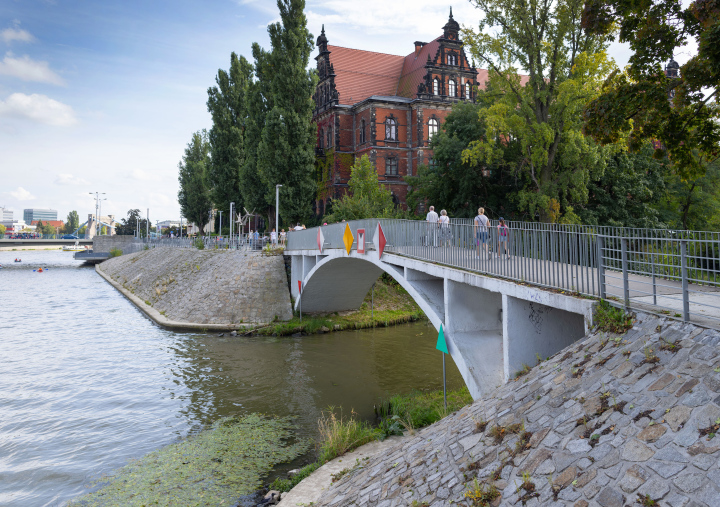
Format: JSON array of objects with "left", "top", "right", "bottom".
[{"left": 0, "top": 250, "right": 465, "bottom": 507}]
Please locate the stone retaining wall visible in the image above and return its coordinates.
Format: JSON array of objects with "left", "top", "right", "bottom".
[
  {"left": 98, "top": 247, "right": 292, "bottom": 326},
  {"left": 309, "top": 314, "right": 720, "bottom": 506}
]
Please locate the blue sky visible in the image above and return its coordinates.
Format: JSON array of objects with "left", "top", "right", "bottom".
[{"left": 0, "top": 0, "right": 685, "bottom": 225}]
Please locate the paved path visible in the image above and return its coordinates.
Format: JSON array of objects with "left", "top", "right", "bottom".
[{"left": 391, "top": 245, "right": 720, "bottom": 326}]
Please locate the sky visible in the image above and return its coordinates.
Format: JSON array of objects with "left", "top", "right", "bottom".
[{"left": 0, "top": 0, "right": 693, "bottom": 225}]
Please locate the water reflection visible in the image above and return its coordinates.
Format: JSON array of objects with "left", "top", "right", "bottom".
[{"left": 0, "top": 251, "right": 465, "bottom": 506}]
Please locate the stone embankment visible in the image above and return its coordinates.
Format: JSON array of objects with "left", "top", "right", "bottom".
[
  {"left": 97, "top": 247, "right": 292, "bottom": 329},
  {"left": 293, "top": 313, "right": 720, "bottom": 506}
]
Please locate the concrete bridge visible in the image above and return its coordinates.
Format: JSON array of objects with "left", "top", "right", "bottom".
[{"left": 285, "top": 219, "right": 720, "bottom": 400}]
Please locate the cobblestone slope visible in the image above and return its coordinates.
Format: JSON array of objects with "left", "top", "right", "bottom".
[
  {"left": 314, "top": 313, "right": 720, "bottom": 506},
  {"left": 99, "top": 247, "right": 292, "bottom": 325}
]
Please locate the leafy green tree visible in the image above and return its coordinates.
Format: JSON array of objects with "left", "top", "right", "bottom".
[
  {"left": 115, "top": 209, "right": 144, "bottom": 236},
  {"left": 582, "top": 0, "right": 720, "bottom": 178},
  {"left": 326, "top": 155, "right": 397, "bottom": 221},
  {"left": 461, "top": 0, "right": 613, "bottom": 222},
  {"left": 256, "top": 0, "right": 317, "bottom": 225},
  {"left": 178, "top": 130, "right": 213, "bottom": 236},
  {"left": 0, "top": 224, "right": 5, "bottom": 237},
  {"left": 655, "top": 156, "right": 720, "bottom": 231},
  {"left": 207, "top": 53, "right": 253, "bottom": 216},
  {"left": 575, "top": 145, "right": 666, "bottom": 228},
  {"left": 407, "top": 101, "right": 524, "bottom": 219},
  {"left": 63, "top": 210, "right": 79, "bottom": 234}
]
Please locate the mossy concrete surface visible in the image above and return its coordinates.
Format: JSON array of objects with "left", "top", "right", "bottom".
[
  {"left": 98, "top": 247, "right": 292, "bottom": 328},
  {"left": 302, "top": 313, "right": 720, "bottom": 506}
]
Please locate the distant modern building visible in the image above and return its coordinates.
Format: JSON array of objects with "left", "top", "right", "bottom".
[
  {"left": 0, "top": 206, "right": 13, "bottom": 221},
  {"left": 24, "top": 208, "right": 58, "bottom": 223}
]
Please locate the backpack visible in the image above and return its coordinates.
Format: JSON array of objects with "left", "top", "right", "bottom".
[{"left": 498, "top": 224, "right": 508, "bottom": 236}]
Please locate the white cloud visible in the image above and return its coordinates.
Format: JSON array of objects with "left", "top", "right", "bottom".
[
  {"left": 131, "top": 168, "right": 161, "bottom": 181},
  {"left": 9, "top": 187, "right": 35, "bottom": 200},
  {"left": 1, "top": 27, "right": 35, "bottom": 45},
  {"left": 55, "top": 173, "right": 89, "bottom": 186},
  {"left": 0, "top": 93, "right": 77, "bottom": 126},
  {"left": 0, "top": 53, "right": 64, "bottom": 85}
]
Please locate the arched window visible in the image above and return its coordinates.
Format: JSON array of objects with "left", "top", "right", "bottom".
[
  {"left": 433, "top": 78, "right": 439, "bottom": 96},
  {"left": 319, "top": 128, "right": 324, "bottom": 149},
  {"left": 385, "top": 118, "right": 397, "bottom": 141},
  {"left": 465, "top": 82, "right": 471, "bottom": 100},
  {"left": 448, "top": 79, "right": 456, "bottom": 97},
  {"left": 360, "top": 119, "right": 366, "bottom": 144},
  {"left": 428, "top": 118, "right": 438, "bottom": 139}
]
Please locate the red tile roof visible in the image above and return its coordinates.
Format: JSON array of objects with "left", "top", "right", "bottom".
[
  {"left": 31, "top": 220, "right": 64, "bottom": 227},
  {"left": 327, "top": 44, "right": 530, "bottom": 106},
  {"left": 396, "top": 39, "right": 441, "bottom": 98},
  {"left": 328, "top": 45, "right": 405, "bottom": 105}
]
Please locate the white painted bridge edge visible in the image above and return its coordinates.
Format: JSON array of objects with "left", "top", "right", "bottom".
[{"left": 287, "top": 249, "right": 597, "bottom": 400}]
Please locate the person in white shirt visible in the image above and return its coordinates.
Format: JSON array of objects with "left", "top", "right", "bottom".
[
  {"left": 426, "top": 206, "right": 439, "bottom": 246},
  {"left": 294, "top": 223, "right": 303, "bottom": 231},
  {"left": 439, "top": 209, "right": 450, "bottom": 246},
  {"left": 270, "top": 228, "right": 277, "bottom": 246},
  {"left": 474, "top": 207, "right": 489, "bottom": 257}
]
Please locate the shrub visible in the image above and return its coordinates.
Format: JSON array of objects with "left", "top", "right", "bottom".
[
  {"left": 317, "top": 408, "right": 381, "bottom": 463},
  {"left": 194, "top": 238, "right": 205, "bottom": 250},
  {"left": 109, "top": 247, "right": 122, "bottom": 258}
]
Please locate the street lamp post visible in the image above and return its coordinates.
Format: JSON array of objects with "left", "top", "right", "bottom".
[
  {"left": 146, "top": 208, "right": 149, "bottom": 239},
  {"left": 219, "top": 211, "right": 223, "bottom": 239},
  {"left": 89, "top": 192, "right": 105, "bottom": 238},
  {"left": 229, "top": 202, "right": 234, "bottom": 247},
  {"left": 275, "top": 184, "right": 282, "bottom": 237}
]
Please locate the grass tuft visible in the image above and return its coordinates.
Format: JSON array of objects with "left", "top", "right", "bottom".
[{"left": 594, "top": 300, "right": 634, "bottom": 334}]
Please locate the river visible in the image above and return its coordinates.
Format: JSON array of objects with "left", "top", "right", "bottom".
[{"left": 0, "top": 250, "right": 466, "bottom": 507}]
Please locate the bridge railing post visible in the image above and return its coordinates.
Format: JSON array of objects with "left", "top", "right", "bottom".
[
  {"left": 621, "top": 237, "right": 630, "bottom": 310},
  {"left": 597, "top": 235, "right": 605, "bottom": 300},
  {"left": 681, "top": 240, "right": 690, "bottom": 322}
]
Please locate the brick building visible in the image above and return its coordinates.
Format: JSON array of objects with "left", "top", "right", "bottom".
[{"left": 313, "top": 9, "right": 487, "bottom": 214}]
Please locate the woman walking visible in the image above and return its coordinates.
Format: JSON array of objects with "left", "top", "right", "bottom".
[
  {"left": 439, "top": 210, "right": 451, "bottom": 247},
  {"left": 497, "top": 217, "right": 509, "bottom": 258}
]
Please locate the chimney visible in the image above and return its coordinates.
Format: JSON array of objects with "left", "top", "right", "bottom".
[{"left": 414, "top": 41, "right": 426, "bottom": 56}]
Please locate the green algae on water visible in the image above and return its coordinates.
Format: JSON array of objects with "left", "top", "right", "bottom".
[{"left": 69, "top": 413, "right": 309, "bottom": 507}]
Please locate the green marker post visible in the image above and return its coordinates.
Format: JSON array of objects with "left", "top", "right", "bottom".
[{"left": 436, "top": 324, "right": 448, "bottom": 411}]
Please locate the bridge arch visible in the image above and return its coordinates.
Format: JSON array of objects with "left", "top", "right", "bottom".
[{"left": 289, "top": 250, "right": 595, "bottom": 400}]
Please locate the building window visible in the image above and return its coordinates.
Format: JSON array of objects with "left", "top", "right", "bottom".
[
  {"left": 465, "top": 82, "right": 471, "bottom": 100},
  {"left": 319, "top": 128, "right": 324, "bottom": 149},
  {"left": 433, "top": 78, "right": 439, "bottom": 96},
  {"left": 385, "top": 118, "right": 397, "bottom": 141},
  {"left": 360, "top": 119, "right": 366, "bottom": 144},
  {"left": 448, "top": 80, "right": 456, "bottom": 97},
  {"left": 447, "top": 54, "right": 456, "bottom": 66},
  {"left": 327, "top": 126, "right": 332, "bottom": 148},
  {"left": 429, "top": 158, "right": 438, "bottom": 169},
  {"left": 428, "top": 118, "right": 438, "bottom": 139},
  {"left": 386, "top": 157, "right": 398, "bottom": 176}
]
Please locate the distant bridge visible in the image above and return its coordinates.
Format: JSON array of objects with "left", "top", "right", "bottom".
[
  {"left": 0, "top": 238, "right": 92, "bottom": 247},
  {"left": 285, "top": 219, "right": 720, "bottom": 399}
]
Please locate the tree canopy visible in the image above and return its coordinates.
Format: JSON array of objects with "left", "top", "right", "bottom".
[
  {"left": 326, "top": 155, "right": 397, "bottom": 221},
  {"left": 581, "top": 0, "right": 720, "bottom": 178},
  {"left": 178, "top": 130, "right": 213, "bottom": 235},
  {"left": 63, "top": 210, "right": 79, "bottom": 234},
  {"left": 461, "top": 0, "right": 615, "bottom": 222}
]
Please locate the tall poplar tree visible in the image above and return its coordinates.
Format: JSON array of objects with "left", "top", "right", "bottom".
[
  {"left": 256, "top": 0, "right": 317, "bottom": 225},
  {"left": 206, "top": 53, "right": 253, "bottom": 217},
  {"left": 178, "top": 130, "right": 213, "bottom": 236}
]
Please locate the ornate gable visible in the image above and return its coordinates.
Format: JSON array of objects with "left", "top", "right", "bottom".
[{"left": 416, "top": 8, "right": 478, "bottom": 102}]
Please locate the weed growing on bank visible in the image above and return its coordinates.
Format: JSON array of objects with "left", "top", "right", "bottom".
[
  {"left": 269, "top": 387, "right": 472, "bottom": 493},
  {"left": 109, "top": 248, "right": 122, "bottom": 258},
  {"left": 594, "top": 300, "right": 634, "bottom": 334},
  {"left": 251, "top": 279, "right": 425, "bottom": 337}
]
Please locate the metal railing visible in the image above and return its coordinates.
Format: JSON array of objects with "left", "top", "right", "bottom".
[
  {"left": 141, "top": 233, "right": 276, "bottom": 251},
  {"left": 286, "top": 219, "right": 720, "bottom": 328}
]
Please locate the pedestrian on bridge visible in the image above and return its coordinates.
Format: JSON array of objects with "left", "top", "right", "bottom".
[
  {"left": 439, "top": 209, "right": 451, "bottom": 247},
  {"left": 474, "top": 207, "right": 489, "bottom": 257},
  {"left": 426, "top": 206, "right": 439, "bottom": 246},
  {"left": 497, "top": 218, "right": 509, "bottom": 259}
]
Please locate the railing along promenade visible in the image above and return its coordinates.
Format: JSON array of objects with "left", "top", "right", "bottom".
[{"left": 285, "top": 219, "right": 720, "bottom": 329}]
